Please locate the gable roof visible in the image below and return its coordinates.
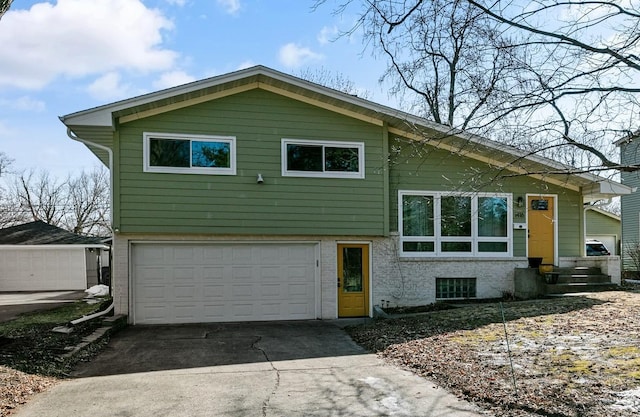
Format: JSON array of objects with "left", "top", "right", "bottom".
[
  {"left": 0, "top": 221, "right": 106, "bottom": 246},
  {"left": 585, "top": 207, "right": 621, "bottom": 222},
  {"left": 60, "top": 65, "right": 633, "bottom": 200}
]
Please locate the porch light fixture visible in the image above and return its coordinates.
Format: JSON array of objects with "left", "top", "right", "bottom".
[
  {"left": 256, "top": 173, "right": 264, "bottom": 184},
  {"left": 517, "top": 196, "right": 524, "bottom": 207}
]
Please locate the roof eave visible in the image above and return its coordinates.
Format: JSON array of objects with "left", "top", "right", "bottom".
[{"left": 59, "top": 65, "right": 628, "bottom": 194}]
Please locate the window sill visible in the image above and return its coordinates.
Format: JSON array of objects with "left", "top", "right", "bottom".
[{"left": 399, "top": 256, "right": 526, "bottom": 262}]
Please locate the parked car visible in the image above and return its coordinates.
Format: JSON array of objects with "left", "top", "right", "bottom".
[{"left": 586, "top": 239, "right": 611, "bottom": 256}]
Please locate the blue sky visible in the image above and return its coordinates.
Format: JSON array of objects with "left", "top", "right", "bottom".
[{"left": 0, "top": 0, "right": 391, "bottom": 179}]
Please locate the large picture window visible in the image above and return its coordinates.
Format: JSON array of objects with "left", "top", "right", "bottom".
[
  {"left": 143, "top": 133, "right": 236, "bottom": 175},
  {"left": 399, "top": 191, "right": 512, "bottom": 257},
  {"left": 281, "top": 139, "right": 365, "bottom": 178}
]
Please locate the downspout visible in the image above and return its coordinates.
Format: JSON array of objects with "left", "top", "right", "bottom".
[
  {"left": 66, "top": 128, "right": 115, "bottom": 314},
  {"left": 70, "top": 303, "right": 114, "bottom": 325},
  {"left": 66, "top": 128, "right": 114, "bottom": 226}
]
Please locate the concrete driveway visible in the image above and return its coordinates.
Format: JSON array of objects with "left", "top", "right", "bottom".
[
  {"left": 0, "top": 291, "right": 86, "bottom": 322},
  {"left": 14, "top": 320, "right": 486, "bottom": 417}
]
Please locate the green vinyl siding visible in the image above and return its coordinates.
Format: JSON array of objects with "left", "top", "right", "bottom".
[
  {"left": 114, "top": 88, "right": 386, "bottom": 235},
  {"left": 586, "top": 210, "right": 620, "bottom": 237},
  {"left": 389, "top": 138, "right": 584, "bottom": 257}
]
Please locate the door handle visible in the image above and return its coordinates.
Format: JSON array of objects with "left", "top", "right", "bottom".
[{"left": 337, "top": 278, "right": 341, "bottom": 288}]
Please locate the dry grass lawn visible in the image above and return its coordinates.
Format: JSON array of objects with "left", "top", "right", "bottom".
[{"left": 347, "top": 290, "right": 640, "bottom": 417}]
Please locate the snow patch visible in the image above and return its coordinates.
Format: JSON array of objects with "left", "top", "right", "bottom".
[
  {"left": 85, "top": 284, "right": 109, "bottom": 297},
  {"left": 611, "top": 388, "right": 640, "bottom": 412}
]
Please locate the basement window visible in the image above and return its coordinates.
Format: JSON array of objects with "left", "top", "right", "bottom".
[{"left": 436, "top": 277, "right": 477, "bottom": 299}]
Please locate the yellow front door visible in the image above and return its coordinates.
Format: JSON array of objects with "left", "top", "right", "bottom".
[
  {"left": 337, "top": 244, "right": 369, "bottom": 317},
  {"left": 528, "top": 196, "right": 555, "bottom": 264}
]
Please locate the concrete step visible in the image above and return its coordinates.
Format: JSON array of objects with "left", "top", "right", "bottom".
[
  {"left": 554, "top": 274, "right": 612, "bottom": 284},
  {"left": 552, "top": 266, "right": 603, "bottom": 275},
  {"left": 544, "top": 282, "right": 619, "bottom": 294}
]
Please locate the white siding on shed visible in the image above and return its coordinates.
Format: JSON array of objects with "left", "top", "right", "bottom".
[{"left": 0, "top": 247, "right": 87, "bottom": 291}]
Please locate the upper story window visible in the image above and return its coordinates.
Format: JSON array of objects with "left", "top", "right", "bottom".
[
  {"left": 143, "top": 133, "right": 236, "bottom": 175},
  {"left": 399, "top": 191, "right": 512, "bottom": 257},
  {"left": 281, "top": 139, "right": 365, "bottom": 179}
]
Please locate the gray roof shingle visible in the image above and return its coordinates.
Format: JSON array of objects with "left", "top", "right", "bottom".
[{"left": 0, "top": 221, "right": 105, "bottom": 245}]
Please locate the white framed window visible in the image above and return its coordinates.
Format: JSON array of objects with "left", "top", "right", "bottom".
[
  {"left": 399, "top": 191, "right": 512, "bottom": 257},
  {"left": 143, "top": 132, "right": 236, "bottom": 175},
  {"left": 281, "top": 138, "right": 365, "bottom": 179}
]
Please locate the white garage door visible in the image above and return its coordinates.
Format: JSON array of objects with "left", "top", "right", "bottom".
[{"left": 132, "top": 243, "right": 318, "bottom": 324}]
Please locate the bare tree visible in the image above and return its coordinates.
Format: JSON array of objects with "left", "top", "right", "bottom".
[
  {"left": 299, "top": 67, "right": 372, "bottom": 99},
  {"left": 0, "top": 166, "right": 111, "bottom": 236},
  {"left": 64, "top": 167, "right": 110, "bottom": 236},
  {"left": 0, "top": 152, "right": 12, "bottom": 177},
  {"left": 316, "top": 0, "right": 640, "bottom": 174},
  {"left": 12, "top": 170, "right": 67, "bottom": 226},
  {"left": 0, "top": 0, "right": 12, "bottom": 20}
]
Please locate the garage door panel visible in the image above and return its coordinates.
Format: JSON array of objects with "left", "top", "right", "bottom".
[
  {"left": 174, "top": 304, "right": 198, "bottom": 321},
  {"left": 174, "top": 285, "right": 196, "bottom": 299},
  {"left": 231, "top": 284, "right": 254, "bottom": 298},
  {"left": 261, "top": 283, "right": 282, "bottom": 297},
  {"left": 133, "top": 243, "right": 317, "bottom": 324},
  {"left": 232, "top": 266, "right": 253, "bottom": 280},
  {"left": 203, "top": 266, "right": 224, "bottom": 280},
  {"left": 203, "top": 284, "right": 225, "bottom": 298}
]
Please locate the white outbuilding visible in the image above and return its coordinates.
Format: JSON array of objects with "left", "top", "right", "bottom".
[{"left": 0, "top": 221, "right": 110, "bottom": 292}]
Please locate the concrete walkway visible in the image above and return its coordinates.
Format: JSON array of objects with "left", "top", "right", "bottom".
[{"left": 13, "top": 321, "right": 488, "bottom": 417}]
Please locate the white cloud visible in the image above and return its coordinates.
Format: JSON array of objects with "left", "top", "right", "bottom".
[
  {"left": 0, "top": 0, "right": 178, "bottom": 90},
  {"left": 166, "top": 0, "right": 187, "bottom": 6},
  {"left": 237, "top": 61, "right": 257, "bottom": 70},
  {"left": 216, "top": 0, "right": 241, "bottom": 15},
  {"left": 0, "top": 96, "right": 46, "bottom": 112},
  {"left": 153, "top": 70, "right": 197, "bottom": 89},
  {"left": 278, "top": 43, "right": 324, "bottom": 68},
  {"left": 87, "top": 72, "right": 133, "bottom": 101},
  {"left": 317, "top": 26, "right": 339, "bottom": 45}
]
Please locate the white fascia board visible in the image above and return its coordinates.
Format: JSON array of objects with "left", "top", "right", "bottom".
[
  {"left": 581, "top": 181, "right": 635, "bottom": 198},
  {"left": 60, "top": 66, "right": 271, "bottom": 128},
  {"left": 0, "top": 244, "right": 110, "bottom": 250}
]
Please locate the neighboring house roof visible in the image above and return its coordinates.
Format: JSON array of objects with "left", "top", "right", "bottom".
[
  {"left": 0, "top": 221, "right": 106, "bottom": 246},
  {"left": 585, "top": 207, "right": 621, "bottom": 222},
  {"left": 59, "top": 65, "right": 633, "bottom": 201}
]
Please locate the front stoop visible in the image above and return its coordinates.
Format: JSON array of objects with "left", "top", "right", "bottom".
[
  {"left": 544, "top": 266, "right": 619, "bottom": 295},
  {"left": 61, "top": 314, "right": 127, "bottom": 359}
]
